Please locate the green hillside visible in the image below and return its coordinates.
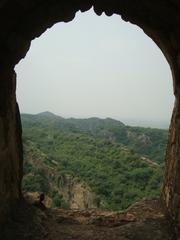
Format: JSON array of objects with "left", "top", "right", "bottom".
[{"left": 22, "top": 112, "right": 168, "bottom": 211}]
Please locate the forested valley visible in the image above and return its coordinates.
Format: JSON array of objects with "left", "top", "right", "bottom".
[{"left": 22, "top": 112, "right": 168, "bottom": 211}]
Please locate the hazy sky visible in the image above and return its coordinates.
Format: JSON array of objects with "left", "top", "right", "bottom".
[{"left": 15, "top": 9, "right": 174, "bottom": 125}]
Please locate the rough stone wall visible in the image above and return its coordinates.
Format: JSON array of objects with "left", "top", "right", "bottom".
[
  {"left": 0, "top": 0, "right": 180, "bottom": 230},
  {"left": 162, "top": 97, "right": 180, "bottom": 234},
  {"left": 0, "top": 69, "right": 23, "bottom": 223}
]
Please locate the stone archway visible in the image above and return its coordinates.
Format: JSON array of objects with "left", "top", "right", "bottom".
[{"left": 0, "top": 0, "right": 180, "bottom": 230}]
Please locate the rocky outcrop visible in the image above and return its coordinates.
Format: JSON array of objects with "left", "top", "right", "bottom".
[
  {"left": 127, "top": 130, "right": 151, "bottom": 145},
  {"left": 57, "top": 175, "right": 96, "bottom": 210},
  {"left": 0, "top": 0, "right": 180, "bottom": 235},
  {"left": 23, "top": 146, "right": 96, "bottom": 210}
]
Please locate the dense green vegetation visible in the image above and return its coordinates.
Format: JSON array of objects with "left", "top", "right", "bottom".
[{"left": 22, "top": 112, "right": 168, "bottom": 211}]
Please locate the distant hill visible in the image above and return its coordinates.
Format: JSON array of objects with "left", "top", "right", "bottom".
[
  {"left": 121, "top": 118, "right": 170, "bottom": 129},
  {"left": 21, "top": 112, "right": 168, "bottom": 210}
]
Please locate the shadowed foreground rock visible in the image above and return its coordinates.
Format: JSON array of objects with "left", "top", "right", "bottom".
[{"left": 1, "top": 198, "right": 175, "bottom": 240}]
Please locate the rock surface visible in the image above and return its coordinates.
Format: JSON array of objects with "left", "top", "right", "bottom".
[
  {"left": 57, "top": 175, "right": 97, "bottom": 210},
  {"left": 24, "top": 173, "right": 97, "bottom": 210},
  {"left": 1, "top": 198, "right": 175, "bottom": 240}
]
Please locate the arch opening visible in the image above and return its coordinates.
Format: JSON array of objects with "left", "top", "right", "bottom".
[
  {"left": 15, "top": 9, "right": 174, "bottom": 211},
  {"left": 0, "top": 0, "right": 180, "bottom": 234}
]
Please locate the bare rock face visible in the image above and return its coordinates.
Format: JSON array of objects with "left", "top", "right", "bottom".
[
  {"left": 0, "top": 70, "right": 23, "bottom": 224},
  {"left": 57, "top": 175, "right": 96, "bottom": 210},
  {"left": 23, "top": 177, "right": 97, "bottom": 210},
  {"left": 0, "top": 0, "right": 180, "bottom": 234}
]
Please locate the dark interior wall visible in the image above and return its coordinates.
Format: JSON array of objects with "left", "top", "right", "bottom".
[
  {"left": 0, "top": 0, "right": 180, "bottom": 229},
  {"left": 0, "top": 68, "right": 23, "bottom": 223}
]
